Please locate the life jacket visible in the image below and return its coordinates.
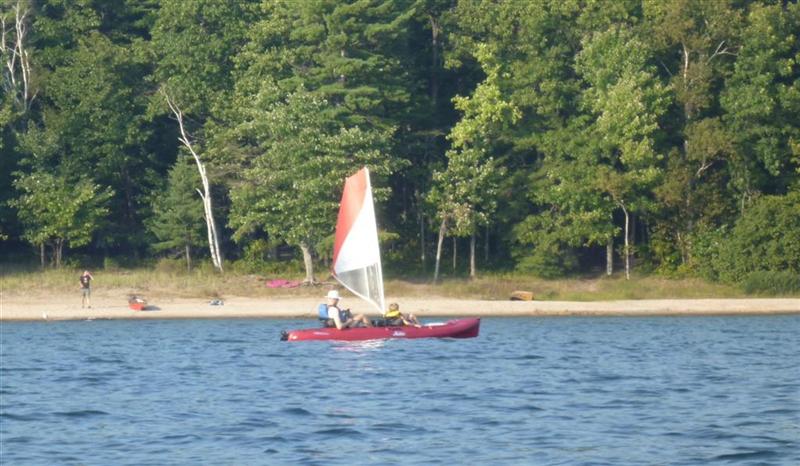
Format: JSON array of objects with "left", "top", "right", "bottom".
[
  {"left": 384, "top": 308, "right": 401, "bottom": 319},
  {"left": 318, "top": 303, "right": 330, "bottom": 320}
]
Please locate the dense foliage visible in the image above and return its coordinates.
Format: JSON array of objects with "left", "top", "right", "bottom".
[{"left": 2, "top": 0, "right": 798, "bottom": 286}]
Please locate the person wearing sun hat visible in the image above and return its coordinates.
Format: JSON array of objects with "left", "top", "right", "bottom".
[{"left": 321, "top": 289, "right": 371, "bottom": 330}]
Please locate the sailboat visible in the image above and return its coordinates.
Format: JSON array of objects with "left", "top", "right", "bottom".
[{"left": 282, "top": 167, "right": 480, "bottom": 342}]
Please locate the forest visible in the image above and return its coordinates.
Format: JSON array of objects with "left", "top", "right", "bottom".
[{"left": 1, "top": 0, "right": 799, "bottom": 291}]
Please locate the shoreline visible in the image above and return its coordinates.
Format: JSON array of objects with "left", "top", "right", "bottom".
[{"left": 1, "top": 294, "right": 798, "bottom": 321}]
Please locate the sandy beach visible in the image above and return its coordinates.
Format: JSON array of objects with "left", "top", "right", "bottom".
[{"left": 1, "top": 291, "right": 798, "bottom": 321}]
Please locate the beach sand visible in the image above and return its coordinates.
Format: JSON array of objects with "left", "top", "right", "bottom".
[{"left": 1, "top": 291, "right": 798, "bottom": 321}]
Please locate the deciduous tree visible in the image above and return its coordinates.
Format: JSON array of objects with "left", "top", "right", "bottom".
[
  {"left": 429, "top": 44, "right": 518, "bottom": 280},
  {"left": 11, "top": 171, "right": 112, "bottom": 267}
]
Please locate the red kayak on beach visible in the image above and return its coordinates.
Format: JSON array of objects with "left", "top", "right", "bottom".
[{"left": 282, "top": 318, "right": 480, "bottom": 342}]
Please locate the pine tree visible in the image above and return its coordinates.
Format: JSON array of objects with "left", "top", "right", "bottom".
[
  {"left": 147, "top": 158, "right": 207, "bottom": 271},
  {"left": 228, "top": 89, "right": 395, "bottom": 283}
]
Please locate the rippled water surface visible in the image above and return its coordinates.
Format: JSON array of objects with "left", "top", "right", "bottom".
[{"left": 2, "top": 316, "right": 799, "bottom": 465}]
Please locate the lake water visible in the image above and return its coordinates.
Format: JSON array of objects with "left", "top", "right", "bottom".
[{"left": 1, "top": 316, "right": 798, "bottom": 465}]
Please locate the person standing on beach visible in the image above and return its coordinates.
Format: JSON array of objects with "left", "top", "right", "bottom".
[{"left": 79, "top": 270, "right": 93, "bottom": 308}]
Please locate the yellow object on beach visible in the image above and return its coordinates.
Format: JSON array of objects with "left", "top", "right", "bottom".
[{"left": 510, "top": 291, "right": 535, "bottom": 301}]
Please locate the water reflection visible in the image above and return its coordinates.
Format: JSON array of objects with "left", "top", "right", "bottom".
[{"left": 331, "top": 339, "right": 387, "bottom": 353}]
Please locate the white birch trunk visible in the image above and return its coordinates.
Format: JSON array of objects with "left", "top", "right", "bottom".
[
  {"left": 433, "top": 218, "right": 446, "bottom": 283},
  {"left": 621, "top": 204, "right": 631, "bottom": 280},
  {"left": 452, "top": 236, "right": 456, "bottom": 271},
  {"left": 419, "top": 210, "right": 426, "bottom": 269},
  {"left": 1, "top": 1, "right": 35, "bottom": 111},
  {"left": 163, "top": 91, "right": 223, "bottom": 272},
  {"left": 55, "top": 238, "right": 63, "bottom": 268},
  {"left": 606, "top": 238, "right": 613, "bottom": 276},
  {"left": 484, "top": 224, "right": 489, "bottom": 262},
  {"left": 469, "top": 231, "right": 476, "bottom": 279}
]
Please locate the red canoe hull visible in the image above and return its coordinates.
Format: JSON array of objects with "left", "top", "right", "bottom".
[
  {"left": 284, "top": 318, "right": 480, "bottom": 342},
  {"left": 129, "top": 302, "right": 146, "bottom": 311}
]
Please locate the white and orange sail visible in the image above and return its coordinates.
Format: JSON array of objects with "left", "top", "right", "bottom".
[{"left": 332, "top": 167, "right": 385, "bottom": 314}]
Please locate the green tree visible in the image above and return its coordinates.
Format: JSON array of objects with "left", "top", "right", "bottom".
[
  {"left": 20, "top": 1, "right": 158, "bottom": 256},
  {"left": 576, "top": 27, "right": 670, "bottom": 279},
  {"left": 150, "top": 0, "right": 258, "bottom": 117},
  {"left": 714, "top": 191, "right": 800, "bottom": 283},
  {"left": 446, "top": 0, "right": 637, "bottom": 275},
  {"left": 150, "top": 0, "right": 261, "bottom": 271},
  {"left": 10, "top": 170, "right": 112, "bottom": 267},
  {"left": 147, "top": 157, "right": 206, "bottom": 271},
  {"left": 235, "top": 0, "right": 415, "bottom": 129},
  {"left": 513, "top": 123, "right": 616, "bottom": 277},
  {"left": 721, "top": 2, "right": 800, "bottom": 196},
  {"left": 1, "top": 0, "right": 37, "bottom": 245},
  {"left": 644, "top": 0, "right": 743, "bottom": 267},
  {"left": 429, "top": 44, "right": 518, "bottom": 280},
  {"left": 228, "top": 89, "right": 395, "bottom": 283},
  {"left": 518, "top": 25, "right": 668, "bottom": 279}
]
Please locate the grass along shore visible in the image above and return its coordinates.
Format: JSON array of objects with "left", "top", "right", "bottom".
[{"left": 0, "top": 265, "right": 776, "bottom": 302}]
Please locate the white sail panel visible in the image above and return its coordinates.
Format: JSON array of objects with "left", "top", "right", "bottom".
[
  {"left": 332, "top": 168, "right": 385, "bottom": 314},
  {"left": 334, "top": 187, "right": 379, "bottom": 272}
]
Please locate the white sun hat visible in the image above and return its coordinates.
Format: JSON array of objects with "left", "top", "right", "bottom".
[{"left": 326, "top": 290, "right": 340, "bottom": 300}]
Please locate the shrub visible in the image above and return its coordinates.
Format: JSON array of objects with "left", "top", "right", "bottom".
[
  {"left": 103, "top": 256, "right": 122, "bottom": 271},
  {"left": 154, "top": 258, "right": 185, "bottom": 274},
  {"left": 515, "top": 243, "right": 579, "bottom": 278},
  {"left": 741, "top": 271, "right": 800, "bottom": 295},
  {"left": 687, "top": 225, "right": 729, "bottom": 281},
  {"left": 716, "top": 192, "right": 800, "bottom": 283}
]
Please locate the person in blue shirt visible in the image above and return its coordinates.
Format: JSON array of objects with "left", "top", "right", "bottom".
[{"left": 320, "top": 290, "right": 371, "bottom": 329}]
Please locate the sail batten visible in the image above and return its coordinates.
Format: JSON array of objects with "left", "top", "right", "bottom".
[{"left": 332, "top": 168, "right": 385, "bottom": 314}]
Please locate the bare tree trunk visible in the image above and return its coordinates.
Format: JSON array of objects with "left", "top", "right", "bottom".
[
  {"left": 433, "top": 218, "right": 446, "bottom": 283},
  {"left": 469, "top": 231, "right": 476, "bottom": 279},
  {"left": 484, "top": 224, "right": 489, "bottom": 262},
  {"left": 185, "top": 244, "right": 191, "bottom": 272},
  {"left": 1, "top": 1, "right": 35, "bottom": 111},
  {"left": 299, "top": 242, "right": 316, "bottom": 284},
  {"left": 428, "top": 13, "right": 440, "bottom": 107},
  {"left": 606, "top": 238, "right": 613, "bottom": 276},
  {"left": 39, "top": 242, "right": 45, "bottom": 269},
  {"left": 621, "top": 204, "right": 631, "bottom": 280},
  {"left": 55, "top": 238, "right": 63, "bottom": 268},
  {"left": 452, "top": 236, "right": 457, "bottom": 271},
  {"left": 163, "top": 90, "right": 224, "bottom": 272},
  {"left": 419, "top": 210, "right": 426, "bottom": 269}
]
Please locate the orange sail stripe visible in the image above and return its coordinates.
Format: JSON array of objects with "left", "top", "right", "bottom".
[{"left": 332, "top": 168, "right": 367, "bottom": 269}]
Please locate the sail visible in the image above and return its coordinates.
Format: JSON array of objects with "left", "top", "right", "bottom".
[{"left": 332, "top": 167, "right": 385, "bottom": 314}]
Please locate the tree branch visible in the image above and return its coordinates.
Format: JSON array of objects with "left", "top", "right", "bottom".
[
  {"left": 707, "top": 40, "right": 736, "bottom": 63},
  {"left": 695, "top": 159, "right": 715, "bottom": 178}
]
